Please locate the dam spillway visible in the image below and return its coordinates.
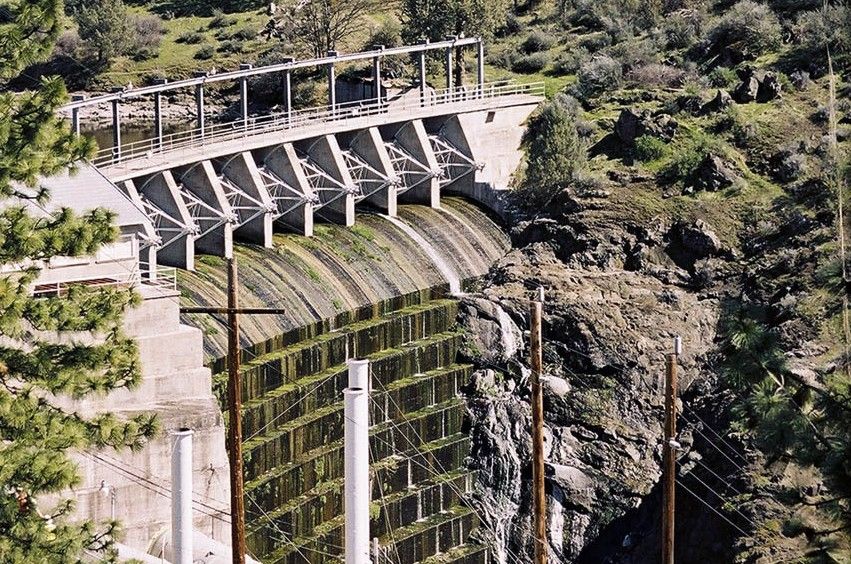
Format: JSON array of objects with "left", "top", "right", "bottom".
[{"left": 178, "top": 198, "right": 510, "bottom": 562}]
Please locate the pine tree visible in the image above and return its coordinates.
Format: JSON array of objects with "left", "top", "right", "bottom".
[
  {"left": 74, "top": 0, "right": 131, "bottom": 64},
  {"left": 0, "top": 1, "right": 157, "bottom": 562}
]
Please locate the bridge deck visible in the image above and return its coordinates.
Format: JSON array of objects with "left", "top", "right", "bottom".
[{"left": 95, "top": 82, "right": 544, "bottom": 182}]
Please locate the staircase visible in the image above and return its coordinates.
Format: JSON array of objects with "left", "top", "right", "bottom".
[{"left": 212, "top": 290, "right": 490, "bottom": 563}]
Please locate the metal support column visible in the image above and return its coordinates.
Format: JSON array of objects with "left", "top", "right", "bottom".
[
  {"left": 477, "top": 38, "right": 485, "bottom": 98},
  {"left": 327, "top": 50, "right": 338, "bottom": 111},
  {"left": 372, "top": 45, "right": 384, "bottom": 107},
  {"left": 70, "top": 94, "right": 85, "bottom": 135},
  {"left": 444, "top": 39, "right": 454, "bottom": 93},
  {"left": 239, "top": 63, "right": 252, "bottom": 130},
  {"left": 418, "top": 40, "right": 428, "bottom": 107},
  {"left": 282, "top": 57, "right": 294, "bottom": 121},
  {"left": 111, "top": 98, "right": 121, "bottom": 162}
]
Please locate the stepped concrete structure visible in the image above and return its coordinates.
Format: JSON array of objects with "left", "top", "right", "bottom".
[{"left": 31, "top": 40, "right": 543, "bottom": 563}]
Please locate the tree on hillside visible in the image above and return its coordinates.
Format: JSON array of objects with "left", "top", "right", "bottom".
[
  {"left": 74, "top": 0, "right": 131, "bottom": 64},
  {"left": 521, "top": 95, "right": 585, "bottom": 204},
  {"left": 271, "top": 0, "right": 382, "bottom": 58},
  {"left": 401, "top": 0, "right": 512, "bottom": 85},
  {"left": 0, "top": 1, "right": 157, "bottom": 561}
]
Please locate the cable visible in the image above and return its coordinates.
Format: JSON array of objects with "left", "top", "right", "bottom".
[
  {"left": 684, "top": 422, "right": 748, "bottom": 474},
  {"left": 676, "top": 477, "right": 754, "bottom": 539},
  {"left": 368, "top": 435, "right": 402, "bottom": 564},
  {"left": 244, "top": 492, "right": 339, "bottom": 562},
  {"left": 81, "top": 452, "right": 229, "bottom": 524},
  {"left": 690, "top": 456, "right": 745, "bottom": 498},
  {"left": 682, "top": 409, "right": 749, "bottom": 464},
  {"left": 362, "top": 378, "right": 525, "bottom": 564},
  {"left": 683, "top": 465, "right": 760, "bottom": 532}
]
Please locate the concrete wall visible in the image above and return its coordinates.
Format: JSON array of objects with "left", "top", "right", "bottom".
[{"left": 58, "top": 283, "right": 231, "bottom": 553}]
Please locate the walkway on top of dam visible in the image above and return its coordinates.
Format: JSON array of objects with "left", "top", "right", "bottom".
[{"left": 95, "top": 81, "right": 544, "bottom": 182}]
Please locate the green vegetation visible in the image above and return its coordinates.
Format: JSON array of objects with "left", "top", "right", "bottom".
[{"left": 0, "top": 1, "right": 157, "bottom": 561}]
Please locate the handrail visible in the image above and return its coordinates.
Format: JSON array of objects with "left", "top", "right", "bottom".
[{"left": 92, "top": 81, "right": 545, "bottom": 171}]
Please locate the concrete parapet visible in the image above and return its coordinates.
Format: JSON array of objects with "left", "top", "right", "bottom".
[
  {"left": 217, "top": 152, "right": 274, "bottom": 247},
  {"left": 301, "top": 135, "right": 356, "bottom": 226},
  {"left": 386, "top": 120, "right": 441, "bottom": 208},
  {"left": 175, "top": 161, "right": 234, "bottom": 259},
  {"left": 136, "top": 171, "right": 196, "bottom": 270},
  {"left": 257, "top": 143, "right": 315, "bottom": 237}
]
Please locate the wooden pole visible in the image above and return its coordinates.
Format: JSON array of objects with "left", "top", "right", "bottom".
[
  {"left": 177, "top": 260, "right": 286, "bottom": 563},
  {"left": 662, "top": 337, "right": 680, "bottom": 564},
  {"left": 530, "top": 292, "right": 547, "bottom": 564},
  {"left": 227, "top": 257, "right": 246, "bottom": 564}
]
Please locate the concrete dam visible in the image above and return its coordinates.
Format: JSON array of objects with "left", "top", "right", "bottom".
[{"left": 47, "top": 40, "right": 542, "bottom": 563}]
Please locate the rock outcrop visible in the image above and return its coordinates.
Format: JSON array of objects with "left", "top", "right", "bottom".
[{"left": 460, "top": 189, "right": 732, "bottom": 561}]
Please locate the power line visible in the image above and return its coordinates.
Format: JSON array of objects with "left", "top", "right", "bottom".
[
  {"left": 676, "top": 477, "right": 753, "bottom": 539},
  {"left": 683, "top": 409, "right": 749, "bottom": 464}
]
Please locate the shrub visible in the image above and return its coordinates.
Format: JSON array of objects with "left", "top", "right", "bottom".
[
  {"left": 512, "top": 52, "right": 551, "bottom": 74},
  {"left": 661, "top": 131, "right": 718, "bottom": 183},
  {"left": 195, "top": 44, "right": 215, "bottom": 60},
  {"left": 626, "top": 63, "right": 685, "bottom": 88},
  {"left": 573, "top": 55, "right": 622, "bottom": 100},
  {"left": 209, "top": 9, "right": 237, "bottom": 29},
  {"left": 218, "top": 39, "right": 243, "bottom": 54},
  {"left": 707, "top": 1, "right": 782, "bottom": 58},
  {"left": 500, "top": 13, "right": 524, "bottom": 37},
  {"left": 231, "top": 26, "right": 259, "bottom": 41},
  {"left": 53, "top": 30, "right": 81, "bottom": 58},
  {"left": 365, "top": 19, "right": 402, "bottom": 49},
  {"left": 634, "top": 135, "right": 668, "bottom": 162},
  {"left": 794, "top": 5, "right": 850, "bottom": 55},
  {"left": 489, "top": 48, "right": 517, "bottom": 70},
  {"left": 662, "top": 9, "right": 705, "bottom": 49},
  {"left": 129, "top": 13, "right": 164, "bottom": 60},
  {"left": 708, "top": 66, "right": 738, "bottom": 88},
  {"left": 553, "top": 47, "right": 589, "bottom": 75},
  {"left": 578, "top": 32, "right": 612, "bottom": 53},
  {"left": 177, "top": 31, "right": 205, "bottom": 44},
  {"left": 522, "top": 30, "right": 557, "bottom": 54},
  {"left": 605, "top": 37, "right": 660, "bottom": 71}
]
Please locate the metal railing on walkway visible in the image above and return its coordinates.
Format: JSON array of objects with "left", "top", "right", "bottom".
[{"left": 92, "top": 81, "right": 545, "bottom": 172}]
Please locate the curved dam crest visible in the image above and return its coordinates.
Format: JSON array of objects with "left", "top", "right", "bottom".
[{"left": 179, "top": 198, "right": 510, "bottom": 361}]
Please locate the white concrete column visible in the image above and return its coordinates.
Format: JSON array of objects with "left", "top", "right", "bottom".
[
  {"left": 344, "top": 386, "right": 370, "bottom": 564},
  {"left": 327, "top": 50, "right": 338, "bottom": 111},
  {"left": 70, "top": 94, "right": 85, "bottom": 135},
  {"left": 171, "top": 429, "right": 193, "bottom": 564},
  {"left": 239, "top": 63, "right": 252, "bottom": 130},
  {"left": 111, "top": 96, "right": 121, "bottom": 161},
  {"left": 348, "top": 358, "right": 370, "bottom": 390}
]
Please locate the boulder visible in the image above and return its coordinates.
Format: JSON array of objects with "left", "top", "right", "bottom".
[
  {"left": 701, "top": 89, "right": 734, "bottom": 114},
  {"left": 695, "top": 154, "right": 738, "bottom": 192},
  {"left": 734, "top": 75, "right": 760, "bottom": 103},
  {"left": 757, "top": 72, "right": 782, "bottom": 102},
  {"left": 615, "top": 108, "right": 678, "bottom": 145}
]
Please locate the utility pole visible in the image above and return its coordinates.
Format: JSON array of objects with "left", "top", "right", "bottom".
[
  {"left": 530, "top": 287, "right": 547, "bottom": 564},
  {"left": 180, "top": 257, "right": 286, "bottom": 564},
  {"left": 662, "top": 337, "right": 681, "bottom": 564}
]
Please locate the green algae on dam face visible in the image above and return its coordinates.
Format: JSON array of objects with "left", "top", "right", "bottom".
[{"left": 178, "top": 197, "right": 510, "bottom": 361}]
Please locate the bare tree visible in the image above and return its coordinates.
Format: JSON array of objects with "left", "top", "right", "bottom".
[{"left": 272, "top": 0, "right": 383, "bottom": 58}]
